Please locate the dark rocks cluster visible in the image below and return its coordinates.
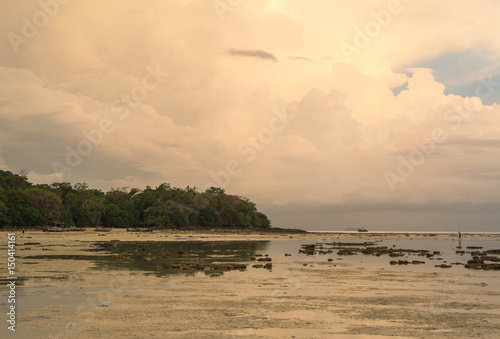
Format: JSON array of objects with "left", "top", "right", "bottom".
[
  {"left": 300, "top": 242, "right": 442, "bottom": 258},
  {"left": 298, "top": 241, "right": 500, "bottom": 271},
  {"left": 250, "top": 254, "right": 273, "bottom": 270},
  {"left": 252, "top": 263, "right": 272, "bottom": 269},
  {"left": 465, "top": 249, "right": 500, "bottom": 270},
  {"left": 167, "top": 260, "right": 247, "bottom": 271},
  {"left": 390, "top": 260, "right": 425, "bottom": 265}
]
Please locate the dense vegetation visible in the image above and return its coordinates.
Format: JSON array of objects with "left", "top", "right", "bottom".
[{"left": 0, "top": 170, "right": 271, "bottom": 229}]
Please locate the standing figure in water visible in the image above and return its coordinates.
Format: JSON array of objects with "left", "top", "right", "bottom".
[{"left": 458, "top": 231, "right": 462, "bottom": 247}]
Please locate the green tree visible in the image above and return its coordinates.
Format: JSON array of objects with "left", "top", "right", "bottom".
[
  {"left": 0, "top": 170, "right": 272, "bottom": 229},
  {"left": 26, "top": 188, "right": 63, "bottom": 225},
  {"left": 5, "top": 190, "right": 44, "bottom": 226},
  {"left": 0, "top": 194, "right": 11, "bottom": 226},
  {"left": 68, "top": 183, "right": 105, "bottom": 227}
]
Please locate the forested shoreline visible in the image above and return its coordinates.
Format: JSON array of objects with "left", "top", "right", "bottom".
[{"left": 0, "top": 170, "right": 271, "bottom": 229}]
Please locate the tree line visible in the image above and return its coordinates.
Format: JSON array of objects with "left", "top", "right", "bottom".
[{"left": 0, "top": 170, "right": 271, "bottom": 229}]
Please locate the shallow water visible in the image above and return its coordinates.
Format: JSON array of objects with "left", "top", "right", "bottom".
[
  {"left": 20, "top": 235, "right": 500, "bottom": 280},
  {"left": 2, "top": 231, "right": 500, "bottom": 338}
]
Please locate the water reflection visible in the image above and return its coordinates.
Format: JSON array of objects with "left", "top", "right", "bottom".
[{"left": 27, "top": 241, "right": 270, "bottom": 277}]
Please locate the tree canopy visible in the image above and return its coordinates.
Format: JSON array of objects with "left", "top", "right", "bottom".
[{"left": 0, "top": 170, "right": 271, "bottom": 229}]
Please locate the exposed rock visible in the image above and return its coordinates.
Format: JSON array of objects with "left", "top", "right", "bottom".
[
  {"left": 465, "top": 256, "right": 500, "bottom": 270},
  {"left": 435, "top": 264, "right": 452, "bottom": 268},
  {"left": 390, "top": 260, "right": 409, "bottom": 265},
  {"left": 337, "top": 249, "right": 357, "bottom": 256},
  {"left": 168, "top": 260, "right": 247, "bottom": 271}
]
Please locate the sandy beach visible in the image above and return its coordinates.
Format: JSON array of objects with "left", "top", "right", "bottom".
[{"left": 1, "top": 229, "right": 500, "bottom": 338}]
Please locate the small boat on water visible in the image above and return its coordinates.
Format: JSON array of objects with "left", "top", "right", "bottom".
[
  {"left": 357, "top": 228, "right": 368, "bottom": 232},
  {"left": 95, "top": 227, "right": 112, "bottom": 232}
]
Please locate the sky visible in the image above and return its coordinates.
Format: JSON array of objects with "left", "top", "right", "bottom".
[{"left": 1, "top": 0, "right": 500, "bottom": 231}]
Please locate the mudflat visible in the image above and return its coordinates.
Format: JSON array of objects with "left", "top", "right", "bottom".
[{"left": 1, "top": 229, "right": 500, "bottom": 338}]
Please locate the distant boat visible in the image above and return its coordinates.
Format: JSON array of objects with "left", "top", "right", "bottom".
[{"left": 357, "top": 228, "right": 368, "bottom": 232}]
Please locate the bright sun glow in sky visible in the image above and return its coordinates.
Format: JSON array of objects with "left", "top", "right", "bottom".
[{"left": 2, "top": 0, "right": 500, "bottom": 231}]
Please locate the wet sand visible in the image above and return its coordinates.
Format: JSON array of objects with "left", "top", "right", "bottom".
[{"left": 1, "top": 229, "right": 500, "bottom": 338}]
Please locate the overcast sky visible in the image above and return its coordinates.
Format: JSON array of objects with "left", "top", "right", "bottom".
[{"left": 2, "top": 0, "right": 500, "bottom": 231}]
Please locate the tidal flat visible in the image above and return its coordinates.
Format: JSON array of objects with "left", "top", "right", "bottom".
[{"left": 1, "top": 230, "right": 500, "bottom": 338}]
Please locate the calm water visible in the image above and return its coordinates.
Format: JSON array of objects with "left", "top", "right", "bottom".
[{"left": 22, "top": 234, "right": 500, "bottom": 277}]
